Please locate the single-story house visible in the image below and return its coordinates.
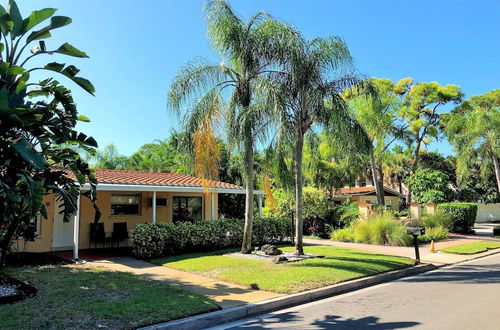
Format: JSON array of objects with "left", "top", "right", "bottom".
[
  {"left": 331, "top": 186, "right": 404, "bottom": 210},
  {"left": 21, "top": 168, "right": 262, "bottom": 259}
]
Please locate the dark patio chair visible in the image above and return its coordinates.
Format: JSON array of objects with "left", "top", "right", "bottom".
[
  {"left": 112, "top": 222, "right": 129, "bottom": 247},
  {"left": 89, "top": 223, "right": 111, "bottom": 248}
]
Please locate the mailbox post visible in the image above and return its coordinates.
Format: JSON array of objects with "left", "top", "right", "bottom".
[{"left": 407, "top": 227, "right": 425, "bottom": 264}]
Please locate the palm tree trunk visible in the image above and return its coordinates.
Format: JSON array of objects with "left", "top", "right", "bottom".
[
  {"left": 241, "top": 136, "right": 254, "bottom": 254},
  {"left": 294, "top": 133, "right": 304, "bottom": 255},
  {"left": 492, "top": 154, "right": 500, "bottom": 195},
  {"left": 377, "top": 163, "right": 385, "bottom": 205},
  {"left": 370, "top": 151, "right": 383, "bottom": 205}
]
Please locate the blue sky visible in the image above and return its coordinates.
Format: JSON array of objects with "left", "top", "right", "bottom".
[{"left": 16, "top": 0, "right": 500, "bottom": 156}]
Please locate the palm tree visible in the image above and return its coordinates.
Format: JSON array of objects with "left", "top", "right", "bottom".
[
  {"left": 445, "top": 90, "right": 500, "bottom": 194},
  {"left": 345, "top": 78, "right": 408, "bottom": 204},
  {"left": 168, "top": 0, "right": 299, "bottom": 253},
  {"left": 270, "top": 36, "right": 371, "bottom": 255}
]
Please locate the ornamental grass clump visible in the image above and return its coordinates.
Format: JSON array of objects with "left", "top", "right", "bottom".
[{"left": 352, "top": 213, "right": 409, "bottom": 246}]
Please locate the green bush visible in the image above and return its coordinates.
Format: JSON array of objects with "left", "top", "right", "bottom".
[
  {"left": 418, "top": 226, "right": 449, "bottom": 243},
  {"left": 437, "top": 203, "right": 478, "bottom": 233},
  {"left": 493, "top": 226, "right": 500, "bottom": 236},
  {"left": 335, "top": 201, "right": 359, "bottom": 227},
  {"left": 331, "top": 227, "right": 354, "bottom": 242},
  {"left": 132, "top": 217, "right": 292, "bottom": 259}
]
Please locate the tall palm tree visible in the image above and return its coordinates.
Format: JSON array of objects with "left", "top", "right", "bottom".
[
  {"left": 271, "top": 36, "right": 371, "bottom": 255},
  {"left": 445, "top": 90, "right": 500, "bottom": 194},
  {"left": 168, "top": 0, "right": 299, "bottom": 253},
  {"left": 344, "top": 78, "right": 408, "bottom": 204}
]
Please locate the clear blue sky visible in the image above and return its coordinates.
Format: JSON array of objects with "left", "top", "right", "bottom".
[{"left": 17, "top": 0, "right": 500, "bottom": 156}]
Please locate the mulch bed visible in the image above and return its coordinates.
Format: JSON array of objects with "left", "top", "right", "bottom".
[
  {"left": 0, "top": 273, "right": 37, "bottom": 304},
  {"left": 5, "top": 252, "right": 68, "bottom": 267}
]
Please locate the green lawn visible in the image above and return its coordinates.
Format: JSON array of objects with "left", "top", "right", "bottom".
[
  {"left": 153, "top": 245, "right": 413, "bottom": 294},
  {"left": 1, "top": 265, "right": 218, "bottom": 329},
  {"left": 440, "top": 241, "right": 500, "bottom": 255}
]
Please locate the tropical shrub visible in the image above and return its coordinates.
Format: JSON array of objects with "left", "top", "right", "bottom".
[
  {"left": 265, "top": 187, "right": 333, "bottom": 237},
  {"left": 492, "top": 226, "right": 500, "bottom": 236},
  {"left": 331, "top": 227, "right": 354, "bottom": 242},
  {"left": 132, "top": 217, "right": 292, "bottom": 259},
  {"left": 334, "top": 201, "right": 359, "bottom": 227},
  {"left": 437, "top": 203, "right": 478, "bottom": 233},
  {"left": 417, "top": 226, "right": 449, "bottom": 243}
]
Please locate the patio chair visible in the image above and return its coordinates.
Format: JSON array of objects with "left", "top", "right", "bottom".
[
  {"left": 89, "top": 223, "right": 111, "bottom": 248},
  {"left": 112, "top": 222, "right": 129, "bottom": 247}
]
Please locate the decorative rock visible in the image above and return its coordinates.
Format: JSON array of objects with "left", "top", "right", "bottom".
[
  {"left": 260, "top": 244, "right": 282, "bottom": 256},
  {"left": 272, "top": 256, "right": 288, "bottom": 264}
]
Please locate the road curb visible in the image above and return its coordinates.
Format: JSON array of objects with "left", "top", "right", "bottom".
[{"left": 142, "top": 263, "right": 436, "bottom": 330}]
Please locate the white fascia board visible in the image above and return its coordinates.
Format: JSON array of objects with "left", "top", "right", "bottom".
[{"left": 79, "top": 183, "right": 264, "bottom": 195}]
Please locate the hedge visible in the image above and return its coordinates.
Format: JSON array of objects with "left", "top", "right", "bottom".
[
  {"left": 132, "top": 217, "right": 293, "bottom": 259},
  {"left": 436, "top": 202, "right": 478, "bottom": 233}
]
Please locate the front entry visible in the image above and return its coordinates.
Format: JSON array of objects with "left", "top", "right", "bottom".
[{"left": 52, "top": 200, "right": 75, "bottom": 250}]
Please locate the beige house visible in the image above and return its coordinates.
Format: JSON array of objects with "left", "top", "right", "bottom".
[
  {"left": 331, "top": 186, "right": 404, "bottom": 210},
  {"left": 22, "top": 168, "right": 262, "bottom": 260}
]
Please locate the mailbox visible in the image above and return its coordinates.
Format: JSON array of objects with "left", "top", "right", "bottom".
[{"left": 407, "top": 227, "right": 425, "bottom": 236}]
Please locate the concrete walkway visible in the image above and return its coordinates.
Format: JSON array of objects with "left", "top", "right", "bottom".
[
  {"left": 88, "top": 257, "right": 282, "bottom": 309},
  {"left": 305, "top": 223, "right": 500, "bottom": 266}
]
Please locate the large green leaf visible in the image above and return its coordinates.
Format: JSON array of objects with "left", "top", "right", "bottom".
[
  {"left": 0, "top": 13, "right": 14, "bottom": 35},
  {"left": 55, "top": 42, "right": 88, "bottom": 58},
  {"left": 22, "top": 8, "right": 56, "bottom": 34},
  {"left": 26, "top": 16, "right": 71, "bottom": 43},
  {"left": 72, "top": 76, "right": 95, "bottom": 95},
  {"left": 12, "top": 139, "right": 48, "bottom": 170},
  {"left": 8, "top": 0, "right": 22, "bottom": 37},
  {"left": 44, "top": 61, "right": 65, "bottom": 73}
]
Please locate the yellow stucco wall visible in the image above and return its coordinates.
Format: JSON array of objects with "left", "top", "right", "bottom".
[{"left": 21, "top": 190, "right": 219, "bottom": 253}]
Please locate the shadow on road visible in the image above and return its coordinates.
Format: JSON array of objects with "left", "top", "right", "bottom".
[
  {"left": 399, "top": 264, "right": 500, "bottom": 284},
  {"left": 231, "top": 312, "right": 420, "bottom": 329}
]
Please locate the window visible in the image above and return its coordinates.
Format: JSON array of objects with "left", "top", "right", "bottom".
[
  {"left": 111, "top": 194, "right": 141, "bottom": 215},
  {"left": 385, "top": 200, "right": 393, "bottom": 206},
  {"left": 173, "top": 196, "right": 203, "bottom": 223}
]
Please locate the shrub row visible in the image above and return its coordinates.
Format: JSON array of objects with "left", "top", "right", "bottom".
[
  {"left": 437, "top": 203, "right": 478, "bottom": 233},
  {"left": 132, "top": 217, "right": 292, "bottom": 259}
]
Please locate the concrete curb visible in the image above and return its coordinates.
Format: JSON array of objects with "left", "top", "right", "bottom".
[{"left": 141, "top": 263, "right": 436, "bottom": 330}]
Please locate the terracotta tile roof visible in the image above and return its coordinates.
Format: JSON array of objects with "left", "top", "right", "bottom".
[
  {"left": 53, "top": 167, "right": 243, "bottom": 189},
  {"left": 333, "top": 186, "right": 404, "bottom": 198}
]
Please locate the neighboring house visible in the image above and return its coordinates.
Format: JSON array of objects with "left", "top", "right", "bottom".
[
  {"left": 20, "top": 168, "right": 262, "bottom": 259},
  {"left": 331, "top": 186, "right": 404, "bottom": 210}
]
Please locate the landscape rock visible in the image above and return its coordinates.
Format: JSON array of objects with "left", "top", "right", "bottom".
[
  {"left": 260, "top": 244, "right": 282, "bottom": 256},
  {"left": 272, "top": 256, "right": 288, "bottom": 264}
]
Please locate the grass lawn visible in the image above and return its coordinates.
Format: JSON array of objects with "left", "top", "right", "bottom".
[
  {"left": 440, "top": 241, "right": 500, "bottom": 255},
  {"left": 153, "top": 245, "right": 413, "bottom": 294},
  {"left": 1, "top": 265, "right": 218, "bottom": 329}
]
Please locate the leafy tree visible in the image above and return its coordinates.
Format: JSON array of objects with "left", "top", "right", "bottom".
[
  {"left": 407, "top": 169, "right": 453, "bottom": 203},
  {"left": 383, "top": 145, "right": 412, "bottom": 195},
  {"left": 397, "top": 79, "right": 463, "bottom": 202},
  {"left": 270, "top": 35, "right": 371, "bottom": 254},
  {"left": 168, "top": 0, "right": 298, "bottom": 253},
  {"left": 345, "top": 78, "right": 408, "bottom": 204},
  {"left": 91, "top": 144, "right": 128, "bottom": 170},
  {"left": 445, "top": 89, "right": 500, "bottom": 196},
  {"left": 0, "top": 1, "right": 99, "bottom": 265}
]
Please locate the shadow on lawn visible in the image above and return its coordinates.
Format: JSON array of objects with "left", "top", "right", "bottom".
[{"left": 235, "top": 312, "right": 420, "bottom": 329}]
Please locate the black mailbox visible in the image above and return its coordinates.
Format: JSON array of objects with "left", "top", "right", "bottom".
[
  {"left": 407, "top": 227, "right": 425, "bottom": 236},
  {"left": 407, "top": 227, "right": 425, "bottom": 265}
]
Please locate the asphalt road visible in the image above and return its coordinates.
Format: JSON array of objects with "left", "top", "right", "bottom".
[{"left": 211, "top": 253, "right": 500, "bottom": 330}]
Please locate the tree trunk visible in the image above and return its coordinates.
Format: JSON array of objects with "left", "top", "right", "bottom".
[
  {"left": 294, "top": 133, "right": 304, "bottom": 255},
  {"left": 370, "top": 151, "right": 383, "bottom": 205},
  {"left": 377, "top": 162, "right": 385, "bottom": 205},
  {"left": 241, "top": 136, "right": 254, "bottom": 254},
  {"left": 492, "top": 154, "right": 500, "bottom": 195}
]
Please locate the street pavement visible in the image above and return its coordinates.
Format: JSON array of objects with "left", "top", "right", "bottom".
[{"left": 211, "top": 253, "right": 500, "bottom": 330}]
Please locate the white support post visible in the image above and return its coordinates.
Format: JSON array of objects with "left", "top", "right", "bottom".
[
  {"left": 152, "top": 191, "right": 157, "bottom": 223},
  {"left": 211, "top": 192, "right": 215, "bottom": 220},
  {"left": 72, "top": 193, "right": 81, "bottom": 261},
  {"left": 258, "top": 194, "right": 263, "bottom": 217}
]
